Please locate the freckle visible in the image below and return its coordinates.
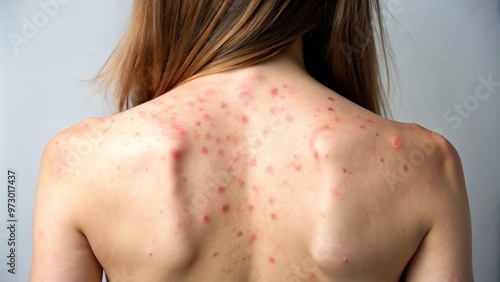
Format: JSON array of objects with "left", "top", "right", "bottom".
[
  {"left": 271, "top": 88, "right": 279, "bottom": 97},
  {"left": 221, "top": 204, "right": 230, "bottom": 213},
  {"left": 203, "top": 215, "right": 210, "bottom": 223},
  {"left": 202, "top": 146, "right": 209, "bottom": 154},
  {"left": 212, "top": 252, "right": 219, "bottom": 257},
  {"left": 270, "top": 213, "right": 277, "bottom": 220},
  {"left": 221, "top": 102, "right": 228, "bottom": 109},
  {"left": 327, "top": 108, "right": 334, "bottom": 112},
  {"left": 376, "top": 133, "right": 380, "bottom": 137},
  {"left": 391, "top": 136, "right": 401, "bottom": 148},
  {"left": 268, "top": 256, "right": 276, "bottom": 264}
]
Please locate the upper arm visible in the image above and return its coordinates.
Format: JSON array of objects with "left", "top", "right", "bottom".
[
  {"left": 403, "top": 136, "right": 473, "bottom": 281},
  {"left": 30, "top": 133, "right": 103, "bottom": 282}
]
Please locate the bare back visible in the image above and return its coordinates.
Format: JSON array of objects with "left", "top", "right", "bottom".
[{"left": 31, "top": 65, "right": 472, "bottom": 281}]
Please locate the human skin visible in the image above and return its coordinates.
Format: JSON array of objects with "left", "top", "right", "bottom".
[{"left": 30, "top": 40, "right": 473, "bottom": 281}]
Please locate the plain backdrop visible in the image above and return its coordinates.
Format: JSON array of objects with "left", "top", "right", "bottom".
[{"left": 0, "top": 1, "right": 498, "bottom": 281}]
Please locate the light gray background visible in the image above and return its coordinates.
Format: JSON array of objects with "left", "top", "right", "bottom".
[{"left": 0, "top": 0, "right": 498, "bottom": 281}]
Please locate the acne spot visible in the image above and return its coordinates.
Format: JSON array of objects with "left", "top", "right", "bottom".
[
  {"left": 268, "top": 256, "right": 276, "bottom": 264},
  {"left": 268, "top": 198, "right": 276, "bottom": 206},
  {"left": 270, "top": 213, "right": 277, "bottom": 220},
  {"left": 221, "top": 204, "right": 231, "bottom": 213},
  {"left": 236, "top": 231, "right": 243, "bottom": 237},
  {"left": 250, "top": 233, "right": 257, "bottom": 244},
  {"left": 203, "top": 215, "right": 210, "bottom": 223},
  {"left": 366, "top": 118, "right": 375, "bottom": 123},
  {"left": 271, "top": 88, "right": 279, "bottom": 97},
  {"left": 327, "top": 108, "right": 334, "bottom": 112},
  {"left": 212, "top": 252, "right": 219, "bottom": 258},
  {"left": 360, "top": 125, "right": 366, "bottom": 129},
  {"left": 335, "top": 117, "right": 341, "bottom": 123},
  {"left": 343, "top": 257, "right": 349, "bottom": 264},
  {"left": 286, "top": 114, "right": 295, "bottom": 122},
  {"left": 241, "top": 115, "right": 249, "bottom": 124},
  {"left": 263, "top": 128, "right": 270, "bottom": 137},
  {"left": 380, "top": 158, "right": 385, "bottom": 163},
  {"left": 218, "top": 149, "right": 225, "bottom": 156},
  {"left": 249, "top": 157, "right": 257, "bottom": 167},
  {"left": 248, "top": 204, "right": 255, "bottom": 213},
  {"left": 205, "top": 133, "right": 212, "bottom": 141},
  {"left": 376, "top": 133, "right": 380, "bottom": 137},
  {"left": 328, "top": 97, "right": 335, "bottom": 102},
  {"left": 135, "top": 131, "right": 140, "bottom": 137},
  {"left": 170, "top": 149, "right": 182, "bottom": 161},
  {"left": 266, "top": 165, "right": 274, "bottom": 175},
  {"left": 239, "top": 91, "right": 255, "bottom": 107},
  {"left": 403, "top": 165, "right": 409, "bottom": 172},
  {"left": 204, "top": 114, "right": 212, "bottom": 122},
  {"left": 314, "top": 151, "right": 319, "bottom": 160},
  {"left": 202, "top": 146, "right": 209, "bottom": 154},
  {"left": 221, "top": 102, "right": 228, "bottom": 109},
  {"left": 149, "top": 252, "right": 153, "bottom": 257},
  {"left": 196, "top": 121, "right": 201, "bottom": 127},
  {"left": 391, "top": 136, "right": 401, "bottom": 148}
]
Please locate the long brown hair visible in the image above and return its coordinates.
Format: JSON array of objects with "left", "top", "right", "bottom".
[{"left": 97, "top": 0, "right": 390, "bottom": 115}]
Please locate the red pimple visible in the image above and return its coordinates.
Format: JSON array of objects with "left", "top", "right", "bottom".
[
  {"left": 271, "top": 88, "right": 279, "bottom": 97},
  {"left": 314, "top": 151, "right": 319, "bottom": 160},
  {"left": 203, "top": 215, "right": 210, "bottom": 223},
  {"left": 335, "top": 117, "right": 341, "bottom": 123},
  {"left": 221, "top": 102, "right": 228, "bottom": 109},
  {"left": 217, "top": 186, "right": 226, "bottom": 194},
  {"left": 266, "top": 165, "right": 274, "bottom": 175},
  {"left": 170, "top": 149, "right": 182, "bottom": 161},
  {"left": 380, "top": 158, "right": 385, "bottom": 163},
  {"left": 212, "top": 252, "right": 219, "bottom": 257},
  {"left": 236, "top": 231, "right": 243, "bottom": 237},
  {"left": 249, "top": 157, "right": 257, "bottom": 167},
  {"left": 218, "top": 149, "right": 225, "bottom": 156},
  {"left": 403, "top": 165, "right": 409, "bottom": 172},
  {"left": 241, "top": 115, "right": 249, "bottom": 124},
  {"left": 221, "top": 204, "right": 231, "bottom": 213},
  {"left": 360, "top": 125, "right": 366, "bottom": 129},
  {"left": 196, "top": 121, "right": 201, "bottom": 126},
  {"left": 268, "top": 256, "right": 276, "bottom": 264},
  {"left": 391, "top": 136, "right": 401, "bottom": 148},
  {"left": 327, "top": 107, "right": 334, "bottom": 112},
  {"left": 248, "top": 204, "right": 255, "bottom": 213},
  {"left": 205, "top": 133, "right": 212, "bottom": 141},
  {"left": 292, "top": 164, "right": 302, "bottom": 171},
  {"left": 204, "top": 114, "right": 212, "bottom": 121},
  {"left": 270, "top": 213, "right": 277, "bottom": 220},
  {"left": 328, "top": 97, "right": 335, "bottom": 102},
  {"left": 343, "top": 168, "right": 348, "bottom": 173},
  {"left": 149, "top": 252, "right": 153, "bottom": 257},
  {"left": 268, "top": 198, "right": 276, "bottom": 206},
  {"left": 250, "top": 233, "right": 257, "bottom": 244},
  {"left": 202, "top": 146, "right": 209, "bottom": 154}
]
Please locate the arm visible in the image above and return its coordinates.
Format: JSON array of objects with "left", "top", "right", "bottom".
[
  {"left": 30, "top": 134, "right": 103, "bottom": 282},
  {"left": 403, "top": 139, "right": 473, "bottom": 281}
]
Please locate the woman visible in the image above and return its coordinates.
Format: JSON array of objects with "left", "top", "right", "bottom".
[{"left": 30, "top": 1, "right": 473, "bottom": 281}]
